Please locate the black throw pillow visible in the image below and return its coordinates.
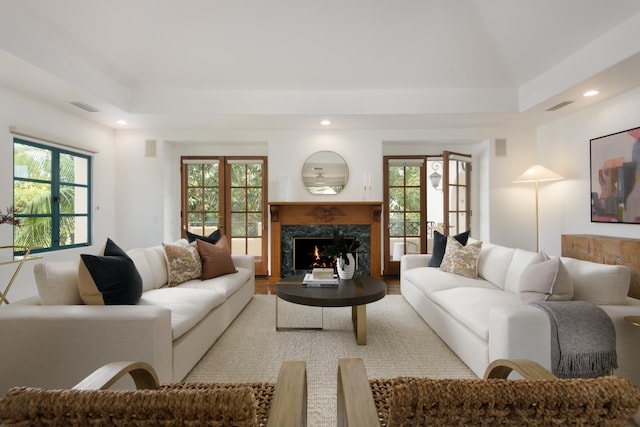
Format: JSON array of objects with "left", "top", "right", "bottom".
[
  {"left": 78, "top": 238, "right": 143, "bottom": 305},
  {"left": 429, "top": 230, "right": 471, "bottom": 267},
  {"left": 186, "top": 229, "right": 221, "bottom": 245}
]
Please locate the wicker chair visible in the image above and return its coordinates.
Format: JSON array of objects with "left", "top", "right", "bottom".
[
  {"left": 0, "top": 360, "right": 307, "bottom": 427},
  {"left": 337, "top": 358, "right": 640, "bottom": 427}
]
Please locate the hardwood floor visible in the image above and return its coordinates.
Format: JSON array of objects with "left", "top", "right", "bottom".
[{"left": 255, "top": 276, "right": 400, "bottom": 295}]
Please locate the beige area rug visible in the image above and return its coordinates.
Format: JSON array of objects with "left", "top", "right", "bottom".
[{"left": 185, "top": 294, "right": 477, "bottom": 427}]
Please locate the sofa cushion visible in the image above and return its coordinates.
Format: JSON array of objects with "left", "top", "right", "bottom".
[
  {"left": 430, "top": 287, "right": 522, "bottom": 340},
  {"left": 504, "top": 248, "right": 540, "bottom": 293},
  {"left": 440, "top": 238, "right": 482, "bottom": 279},
  {"left": 186, "top": 229, "right": 221, "bottom": 245},
  {"left": 561, "top": 258, "right": 630, "bottom": 305},
  {"left": 163, "top": 243, "right": 202, "bottom": 286},
  {"left": 78, "top": 238, "right": 143, "bottom": 305},
  {"left": 429, "top": 230, "right": 470, "bottom": 267},
  {"left": 127, "top": 246, "right": 168, "bottom": 291},
  {"left": 518, "top": 253, "right": 573, "bottom": 303},
  {"left": 477, "top": 243, "right": 515, "bottom": 290},
  {"left": 403, "top": 267, "right": 498, "bottom": 297},
  {"left": 179, "top": 266, "right": 253, "bottom": 298},
  {"left": 33, "top": 260, "right": 83, "bottom": 305},
  {"left": 196, "top": 236, "right": 237, "bottom": 280},
  {"left": 140, "top": 287, "right": 226, "bottom": 340}
]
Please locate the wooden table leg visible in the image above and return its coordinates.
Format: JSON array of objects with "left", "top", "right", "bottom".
[{"left": 352, "top": 304, "right": 366, "bottom": 345}]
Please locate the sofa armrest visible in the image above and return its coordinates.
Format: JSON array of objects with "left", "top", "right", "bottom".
[
  {"left": 0, "top": 305, "right": 172, "bottom": 395},
  {"left": 231, "top": 254, "right": 255, "bottom": 275},
  {"left": 400, "top": 254, "right": 431, "bottom": 275},
  {"left": 488, "top": 305, "right": 551, "bottom": 372}
]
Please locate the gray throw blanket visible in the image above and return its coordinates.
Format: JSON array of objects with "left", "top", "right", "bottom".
[{"left": 530, "top": 300, "right": 617, "bottom": 378}]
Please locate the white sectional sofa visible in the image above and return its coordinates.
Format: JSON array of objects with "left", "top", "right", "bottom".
[
  {"left": 400, "top": 241, "right": 640, "bottom": 388},
  {"left": 0, "top": 239, "right": 255, "bottom": 395}
]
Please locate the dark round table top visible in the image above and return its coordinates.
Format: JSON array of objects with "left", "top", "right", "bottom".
[{"left": 276, "top": 274, "right": 386, "bottom": 307}]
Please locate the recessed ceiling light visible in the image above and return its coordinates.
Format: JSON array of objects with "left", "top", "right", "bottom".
[
  {"left": 320, "top": 120, "right": 331, "bottom": 126},
  {"left": 583, "top": 90, "right": 599, "bottom": 97},
  {"left": 117, "top": 120, "right": 128, "bottom": 125}
]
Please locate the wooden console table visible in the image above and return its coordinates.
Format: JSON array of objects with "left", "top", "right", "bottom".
[{"left": 0, "top": 246, "right": 40, "bottom": 304}]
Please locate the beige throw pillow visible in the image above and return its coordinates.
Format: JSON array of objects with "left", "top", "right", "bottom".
[
  {"left": 439, "top": 237, "right": 483, "bottom": 279},
  {"left": 163, "top": 243, "right": 202, "bottom": 286},
  {"left": 518, "top": 252, "right": 574, "bottom": 303}
]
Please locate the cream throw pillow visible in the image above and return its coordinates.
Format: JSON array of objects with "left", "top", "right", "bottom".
[
  {"left": 518, "top": 252, "right": 574, "bottom": 303},
  {"left": 439, "top": 237, "right": 483, "bottom": 279}
]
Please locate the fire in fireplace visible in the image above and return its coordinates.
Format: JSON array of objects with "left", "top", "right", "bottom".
[{"left": 293, "top": 237, "right": 358, "bottom": 271}]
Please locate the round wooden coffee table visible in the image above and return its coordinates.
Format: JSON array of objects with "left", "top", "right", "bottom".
[{"left": 275, "top": 275, "right": 386, "bottom": 345}]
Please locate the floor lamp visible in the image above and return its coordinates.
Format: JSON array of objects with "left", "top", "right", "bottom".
[{"left": 513, "top": 164, "right": 564, "bottom": 252}]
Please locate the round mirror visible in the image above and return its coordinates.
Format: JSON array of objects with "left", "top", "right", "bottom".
[{"left": 302, "top": 151, "right": 349, "bottom": 195}]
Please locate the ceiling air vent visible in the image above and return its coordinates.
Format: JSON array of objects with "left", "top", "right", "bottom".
[
  {"left": 546, "top": 101, "right": 573, "bottom": 112},
  {"left": 68, "top": 101, "right": 100, "bottom": 113}
]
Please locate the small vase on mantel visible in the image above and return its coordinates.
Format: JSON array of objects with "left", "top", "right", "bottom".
[{"left": 337, "top": 253, "right": 356, "bottom": 280}]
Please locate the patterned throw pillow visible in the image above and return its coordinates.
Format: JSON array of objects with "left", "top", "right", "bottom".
[
  {"left": 439, "top": 237, "right": 483, "bottom": 279},
  {"left": 163, "top": 243, "right": 202, "bottom": 286}
]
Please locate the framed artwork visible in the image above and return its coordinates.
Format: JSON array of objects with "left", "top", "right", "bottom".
[{"left": 591, "top": 126, "right": 640, "bottom": 223}]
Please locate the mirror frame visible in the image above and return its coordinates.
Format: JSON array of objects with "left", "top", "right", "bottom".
[{"left": 301, "top": 151, "right": 349, "bottom": 195}]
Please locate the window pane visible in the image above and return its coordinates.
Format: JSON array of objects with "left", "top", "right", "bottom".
[
  {"left": 188, "top": 213, "right": 203, "bottom": 233},
  {"left": 14, "top": 143, "right": 51, "bottom": 181},
  {"left": 247, "top": 188, "right": 262, "bottom": 211},
  {"left": 231, "top": 213, "right": 246, "bottom": 237},
  {"left": 188, "top": 164, "right": 202, "bottom": 187},
  {"left": 405, "top": 187, "right": 421, "bottom": 211},
  {"left": 405, "top": 166, "right": 421, "bottom": 186},
  {"left": 388, "top": 166, "right": 404, "bottom": 186},
  {"left": 59, "top": 185, "right": 88, "bottom": 214},
  {"left": 231, "top": 164, "right": 246, "bottom": 187},
  {"left": 231, "top": 188, "right": 246, "bottom": 211},
  {"left": 449, "top": 186, "right": 458, "bottom": 210},
  {"left": 60, "top": 153, "right": 88, "bottom": 185},
  {"left": 203, "top": 188, "right": 218, "bottom": 212},
  {"left": 203, "top": 163, "right": 218, "bottom": 187},
  {"left": 389, "top": 188, "right": 405, "bottom": 211},
  {"left": 14, "top": 217, "right": 52, "bottom": 248},
  {"left": 59, "top": 215, "right": 88, "bottom": 245},
  {"left": 405, "top": 212, "right": 421, "bottom": 236},
  {"left": 14, "top": 181, "right": 51, "bottom": 213},
  {"left": 247, "top": 212, "right": 262, "bottom": 237},
  {"left": 247, "top": 163, "right": 262, "bottom": 187},
  {"left": 389, "top": 212, "right": 404, "bottom": 236},
  {"left": 188, "top": 188, "right": 204, "bottom": 211}
]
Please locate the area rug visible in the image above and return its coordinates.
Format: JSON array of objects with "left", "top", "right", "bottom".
[{"left": 185, "top": 294, "right": 477, "bottom": 426}]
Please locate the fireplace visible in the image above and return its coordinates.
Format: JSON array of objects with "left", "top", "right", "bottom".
[
  {"left": 293, "top": 236, "right": 360, "bottom": 271},
  {"left": 269, "top": 202, "right": 383, "bottom": 280}
]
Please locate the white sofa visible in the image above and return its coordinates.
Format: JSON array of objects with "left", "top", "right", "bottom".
[
  {"left": 400, "top": 241, "right": 640, "bottom": 388},
  {"left": 0, "top": 239, "right": 255, "bottom": 395}
]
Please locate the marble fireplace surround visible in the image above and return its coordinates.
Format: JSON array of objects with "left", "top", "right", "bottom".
[{"left": 269, "top": 202, "right": 383, "bottom": 281}]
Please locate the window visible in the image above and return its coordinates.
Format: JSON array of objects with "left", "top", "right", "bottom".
[
  {"left": 181, "top": 156, "right": 268, "bottom": 275},
  {"left": 13, "top": 138, "right": 92, "bottom": 253}
]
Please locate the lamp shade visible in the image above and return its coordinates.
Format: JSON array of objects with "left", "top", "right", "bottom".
[{"left": 513, "top": 164, "right": 564, "bottom": 183}]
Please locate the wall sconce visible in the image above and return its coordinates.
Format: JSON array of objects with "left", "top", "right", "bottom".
[{"left": 429, "top": 162, "right": 442, "bottom": 190}]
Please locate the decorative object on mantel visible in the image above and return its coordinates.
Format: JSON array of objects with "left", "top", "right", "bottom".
[
  {"left": 513, "top": 164, "right": 564, "bottom": 252},
  {"left": 322, "top": 227, "right": 361, "bottom": 279}
]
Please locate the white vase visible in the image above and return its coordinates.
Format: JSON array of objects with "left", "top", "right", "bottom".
[{"left": 337, "top": 253, "right": 356, "bottom": 279}]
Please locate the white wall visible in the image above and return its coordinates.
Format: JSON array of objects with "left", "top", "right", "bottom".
[
  {"left": 0, "top": 84, "right": 116, "bottom": 301},
  {"left": 537, "top": 86, "right": 640, "bottom": 254}
]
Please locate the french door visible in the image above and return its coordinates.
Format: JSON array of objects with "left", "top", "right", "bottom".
[
  {"left": 383, "top": 151, "right": 471, "bottom": 276},
  {"left": 181, "top": 156, "right": 268, "bottom": 275}
]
